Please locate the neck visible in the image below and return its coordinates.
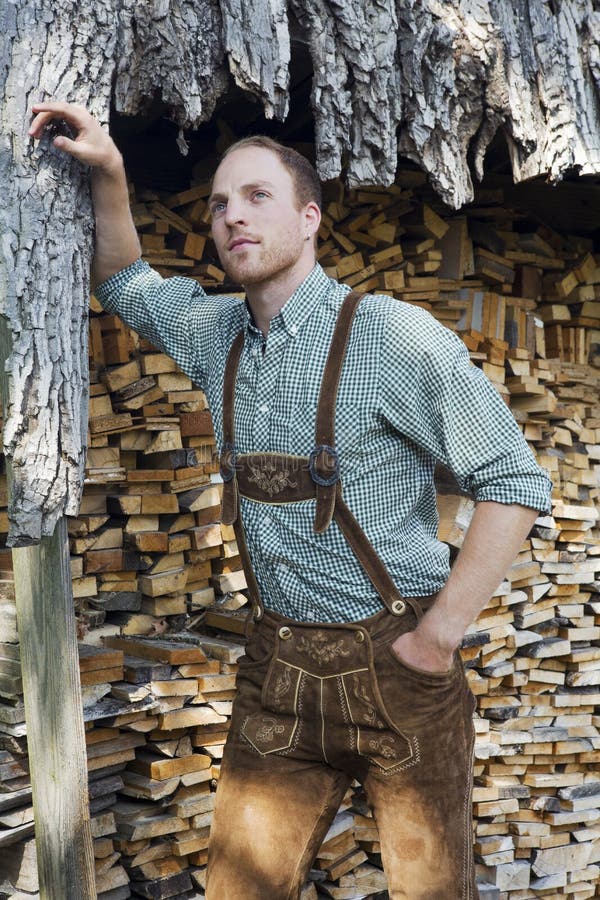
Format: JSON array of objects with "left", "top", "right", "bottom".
[{"left": 245, "top": 256, "right": 316, "bottom": 336}]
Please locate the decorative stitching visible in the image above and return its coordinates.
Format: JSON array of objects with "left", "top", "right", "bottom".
[
  {"left": 240, "top": 713, "right": 299, "bottom": 756},
  {"left": 247, "top": 459, "right": 298, "bottom": 496},
  {"left": 340, "top": 675, "right": 420, "bottom": 775},
  {"left": 241, "top": 658, "right": 303, "bottom": 757},
  {"left": 375, "top": 736, "right": 421, "bottom": 778},
  {"left": 336, "top": 675, "right": 355, "bottom": 752},
  {"left": 278, "top": 672, "right": 306, "bottom": 758},
  {"left": 367, "top": 735, "right": 397, "bottom": 759},
  {"left": 295, "top": 630, "right": 351, "bottom": 666},
  {"left": 268, "top": 661, "right": 368, "bottom": 679},
  {"left": 272, "top": 664, "right": 292, "bottom": 709},
  {"left": 319, "top": 678, "right": 329, "bottom": 763},
  {"left": 351, "top": 673, "right": 385, "bottom": 728},
  {"left": 256, "top": 716, "right": 286, "bottom": 743}
]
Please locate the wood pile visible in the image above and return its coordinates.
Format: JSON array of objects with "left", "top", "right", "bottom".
[{"left": 0, "top": 160, "right": 599, "bottom": 899}]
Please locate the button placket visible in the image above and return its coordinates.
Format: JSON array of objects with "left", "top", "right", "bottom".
[
  {"left": 229, "top": 339, "right": 260, "bottom": 454},
  {"left": 252, "top": 325, "right": 287, "bottom": 447}
]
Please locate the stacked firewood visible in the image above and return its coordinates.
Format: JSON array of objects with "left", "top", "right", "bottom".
[{"left": 0, "top": 162, "right": 599, "bottom": 900}]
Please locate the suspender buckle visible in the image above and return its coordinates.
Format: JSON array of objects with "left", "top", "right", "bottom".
[
  {"left": 309, "top": 445, "right": 340, "bottom": 487},
  {"left": 220, "top": 441, "right": 237, "bottom": 482}
]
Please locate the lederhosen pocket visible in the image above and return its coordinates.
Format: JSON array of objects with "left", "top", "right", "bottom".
[
  {"left": 240, "top": 631, "right": 302, "bottom": 756},
  {"left": 339, "top": 662, "right": 420, "bottom": 774}
]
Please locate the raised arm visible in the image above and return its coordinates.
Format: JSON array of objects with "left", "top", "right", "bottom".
[{"left": 28, "top": 102, "right": 141, "bottom": 286}]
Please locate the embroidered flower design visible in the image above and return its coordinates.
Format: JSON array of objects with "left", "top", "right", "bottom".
[
  {"left": 247, "top": 460, "right": 298, "bottom": 496},
  {"left": 296, "top": 631, "right": 351, "bottom": 666}
]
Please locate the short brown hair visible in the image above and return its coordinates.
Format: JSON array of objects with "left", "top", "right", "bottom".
[{"left": 220, "top": 135, "right": 322, "bottom": 212}]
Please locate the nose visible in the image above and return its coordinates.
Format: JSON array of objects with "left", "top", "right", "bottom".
[{"left": 224, "top": 196, "right": 246, "bottom": 227}]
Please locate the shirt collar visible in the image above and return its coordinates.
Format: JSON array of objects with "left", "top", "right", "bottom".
[{"left": 243, "top": 264, "right": 332, "bottom": 337}]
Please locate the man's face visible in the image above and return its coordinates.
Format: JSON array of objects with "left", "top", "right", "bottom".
[{"left": 209, "top": 146, "right": 312, "bottom": 287}]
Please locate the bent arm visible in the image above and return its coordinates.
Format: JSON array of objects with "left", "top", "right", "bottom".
[
  {"left": 379, "top": 304, "right": 551, "bottom": 673},
  {"left": 29, "top": 102, "right": 141, "bottom": 285},
  {"left": 392, "top": 500, "right": 539, "bottom": 672}
]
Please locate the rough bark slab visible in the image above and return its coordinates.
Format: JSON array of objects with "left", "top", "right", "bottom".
[
  {"left": 290, "top": 0, "right": 401, "bottom": 187},
  {"left": 395, "top": 0, "right": 600, "bottom": 208},
  {"left": 112, "top": 0, "right": 229, "bottom": 130},
  {"left": 220, "top": 0, "right": 290, "bottom": 120}
]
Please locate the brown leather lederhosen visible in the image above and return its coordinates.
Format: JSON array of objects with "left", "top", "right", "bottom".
[{"left": 219, "top": 290, "right": 424, "bottom": 625}]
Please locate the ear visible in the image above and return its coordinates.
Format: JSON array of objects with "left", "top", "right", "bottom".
[{"left": 303, "top": 201, "right": 321, "bottom": 243}]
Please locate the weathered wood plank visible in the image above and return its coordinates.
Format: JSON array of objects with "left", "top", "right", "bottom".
[{"left": 10, "top": 520, "right": 96, "bottom": 898}]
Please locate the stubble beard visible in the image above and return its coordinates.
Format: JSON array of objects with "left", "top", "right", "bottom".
[{"left": 218, "top": 232, "right": 305, "bottom": 287}]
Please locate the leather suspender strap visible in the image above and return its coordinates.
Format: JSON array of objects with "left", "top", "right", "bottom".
[
  {"left": 333, "top": 490, "right": 416, "bottom": 619},
  {"left": 310, "top": 291, "right": 419, "bottom": 619},
  {"left": 312, "top": 290, "right": 364, "bottom": 533},
  {"left": 222, "top": 332, "right": 244, "bottom": 454},
  {"left": 233, "top": 505, "right": 265, "bottom": 619},
  {"left": 220, "top": 330, "right": 244, "bottom": 525},
  {"left": 219, "top": 329, "right": 265, "bottom": 618}
]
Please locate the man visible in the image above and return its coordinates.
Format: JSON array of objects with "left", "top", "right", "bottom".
[{"left": 29, "top": 102, "right": 552, "bottom": 899}]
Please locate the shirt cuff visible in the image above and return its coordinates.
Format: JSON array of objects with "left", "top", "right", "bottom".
[{"left": 470, "top": 472, "right": 554, "bottom": 514}]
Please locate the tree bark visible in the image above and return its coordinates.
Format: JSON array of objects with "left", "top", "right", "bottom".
[
  {"left": 112, "top": 0, "right": 229, "bottom": 128},
  {"left": 290, "top": 0, "right": 401, "bottom": 188},
  {"left": 0, "top": 2, "right": 115, "bottom": 546},
  {"left": 2, "top": 0, "right": 600, "bottom": 543}
]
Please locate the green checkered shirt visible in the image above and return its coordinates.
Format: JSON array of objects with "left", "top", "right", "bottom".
[{"left": 96, "top": 261, "right": 552, "bottom": 623}]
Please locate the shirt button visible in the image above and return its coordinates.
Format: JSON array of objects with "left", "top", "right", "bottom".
[
  {"left": 259, "top": 403, "right": 269, "bottom": 414},
  {"left": 289, "top": 324, "right": 298, "bottom": 336}
]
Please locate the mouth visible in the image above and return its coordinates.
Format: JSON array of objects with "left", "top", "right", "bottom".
[{"left": 228, "top": 238, "right": 259, "bottom": 251}]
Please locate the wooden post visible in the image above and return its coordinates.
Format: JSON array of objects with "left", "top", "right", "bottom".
[{"left": 0, "top": 321, "right": 96, "bottom": 899}]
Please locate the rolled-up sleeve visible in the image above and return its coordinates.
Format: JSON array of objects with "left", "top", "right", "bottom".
[
  {"left": 380, "top": 302, "right": 553, "bottom": 513},
  {"left": 95, "top": 259, "right": 238, "bottom": 390}
]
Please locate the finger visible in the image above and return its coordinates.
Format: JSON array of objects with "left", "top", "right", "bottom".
[
  {"left": 29, "top": 102, "right": 88, "bottom": 136},
  {"left": 28, "top": 111, "right": 58, "bottom": 138},
  {"left": 31, "top": 101, "right": 75, "bottom": 115},
  {"left": 28, "top": 110, "right": 71, "bottom": 138}
]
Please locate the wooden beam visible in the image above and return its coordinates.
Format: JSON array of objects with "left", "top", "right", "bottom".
[{"left": 0, "top": 318, "right": 95, "bottom": 898}]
